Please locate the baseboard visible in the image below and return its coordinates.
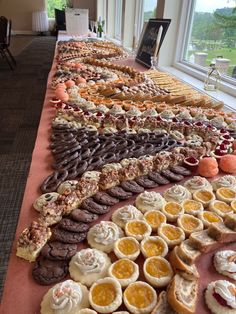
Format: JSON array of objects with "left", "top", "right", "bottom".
[{"left": 12, "top": 30, "right": 37, "bottom": 35}]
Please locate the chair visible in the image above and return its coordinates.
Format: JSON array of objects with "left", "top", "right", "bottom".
[
  {"left": 55, "top": 9, "right": 66, "bottom": 34},
  {"left": 0, "top": 16, "right": 16, "bottom": 70}
]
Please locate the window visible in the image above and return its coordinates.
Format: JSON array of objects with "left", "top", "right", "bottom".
[
  {"left": 47, "top": 0, "right": 66, "bottom": 18},
  {"left": 136, "top": 0, "right": 158, "bottom": 41},
  {"left": 114, "top": 0, "right": 123, "bottom": 40}
]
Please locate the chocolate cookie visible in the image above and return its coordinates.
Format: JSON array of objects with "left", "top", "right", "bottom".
[
  {"left": 120, "top": 180, "right": 145, "bottom": 194},
  {"left": 161, "top": 169, "right": 184, "bottom": 182},
  {"left": 148, "top": 172, "right": 169, "bottom": 185},
  {"left": 51, "top": 227, "right": 87, "bottom": 244},
  {"left": 70, "top": 208, "right": 98, "bottom": 223},
  {"left": 170, "top": 165, "right": 191, "bottom": 176},
  {"left": 81, "top": 198, "right": 110, "bottom": 214},
  {"left": 40, "top": 242, "right": 77, "bottom": 261},
  {"left": 135, "top": 176, "right": 157, "bottom": 189},
  {"left": 58, "top": 218, "right": 89, "bottom": 233},
  {"left": 107, "top": 186, "right": 133, "bottom": 200},
  {"left": 93, "top": 192, "right": 119, "bottom": 206},
  {"left": 32, "top": 257, "right": 68, "bottom": 285}
]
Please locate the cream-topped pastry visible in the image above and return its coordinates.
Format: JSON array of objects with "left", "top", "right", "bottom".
[
  {"left": 216, "top": 188, "right": 236, "bottom": 203},
  {"left": 57, "top": 180, "right": 78, "bottom": 195},
  {"left": 177, "top": 110, "right": 192, "bottom": 120},
  {"left": 135, "top": 191, "right": 166, "bottom": 213},
  {"left": 142, "top": 108, "right": 158, "bottom": 117},
  {"left": 123, "top": 281, "right": 157, "bottom": 314},
  {"left": 89, "top": 277, "right": 122, "bottom": 314},
  {"left": 164, "top": 185, "right": 191, "bottom": 204},
  {"left": 182, "top": 199, "right": 204, "bottom": 216},
  {"left": 198, "top": 211, "right": 223, "bottom": 227},
  {"left": 214, "top": 251, "right": 236, "bottom": 280},
  {"left": 161, "top": 202, "right": 184, "bottom": 222},
  {"left": 205, "top": 280, "right": 236, "bottom": 314},
  {"left": 125, "top": 219, "right": 152, "bottom": 241},
  {"left": 143, "top": 210, "right": 166, "bottom": 231},
  {"left": 114, "top": 237, "right": 140, "bottom": 261},
  {"left": 141, "top": 236, "right": 168, "bottom": 258},
  {"left": 112, "top": 205, "right": 143, "bottom": 229},
  {"left": 108, "top": 258, "right": 139, "bottom": 287},
  {"left": 96, "top": 104, "right": 109, "bottom": 113},
  {"left": 212, "top": 176, "right": 236, "bottom": 191},
  {"left": 110, "top": 104, "right": 125, "bottom": 115},
  {"left": 40, "top": 280, "right": 89, "bottom": 314},
  {"left": 209, "top": 200, "right": 233, "bottom": 217},
  {"left": 184, "top": 176, "right": 212, "bottom": 193},
  {"left": 193, "top": 189, "right": 215, "bottom": 207},
  {"left": 87, "top": 221, "right": 123, "bottom": 253},
  {"left": 158, "top": 223, "right": 185, "bottom": 248},
  {"left": 69, "top": 249, "right": 111, "bottom": 287},
  {"left": 126, "top": 107, "right": 142, "bottom": 117},
  {"left": 33, "top": 193, "right": 59, "bottom": 212},
  {"left": 160, "top": 109, "right": 175, "bottom": 120}
]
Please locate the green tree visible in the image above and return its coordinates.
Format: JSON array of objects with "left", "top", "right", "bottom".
[
  {"left": 214, "top": 7, "right": 236, "bottom": 48},
  {"left": 47, "top": 0, "right": 67, "bottom": 18}
]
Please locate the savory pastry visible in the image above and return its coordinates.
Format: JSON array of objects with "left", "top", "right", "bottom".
[
  {"left": 114, "top": 237, "right": 140, "bottom": 261},
  {"left": 69, "top": 248, "right": 111, "bottom": 287},
  {"left": 216, "top": 187, "right": 236, "bottom": 203},
  {"left": 16, "top": 221, "right": 51, "bottom": 262},
  {"left": 33, "top": 193, "right": 59, "bottom": 212},
  {"left": 167, "top": 274, "right": 198, "bottom": 314},
  {"left": 143, "top": 256, "right": 173, "bottom": 288},
  {"left": 40, "top": 279, "right": 89, "bottom": 314},
  {"left": 112, "top": 205, "right": 143, "bottom": 229},
  {"left": 158, "top": 223, "right": 185, "bottom": 248},
  {"left": 161, "top": 202, "right": 184, "bottom": 222},
  {"left": 182, "top": 199, "right": 203, "bottom": 216},
  {"left": 135, "top": 191, "right": 166, "bottom": 213},
  {"left": 193, "top": 189, "right": 215, "bottom": 207},
  {"left": 125, "top": 219, "right": 152, "bottom": 241},
  {"left": 198, "top": 211, "right": 223, "bottom": 227},
  {"left": 89, "top": 277, "right": 122, "bottom": 313},
  {"left": 57, "top": 180, "right": 78, "bottom": 195},
  {"left": 87, "top": 221, "right": 123, "bottom": 253},
  {"left": 123, "top": 281, "right": 157, "bottom": 314},
  {"left": 141, "top": 236, "right": 168, "bottom": 259},
  {"left": 184, "top": 176, "right": 212, "bottom": 193},
  {"left": 214, "top": 250, "right": 236, "bottom": 280},
  {"left": 212, "top": 175, "right": 236, "bottom": 191},
  {"left": 143, "top": 210, "right": 166, "bottom": 231},
  {"left": 151, "top": 291, "right": 177, "bottom": 314},
  {"left": 177, "top": 214, "right": 203, "bottom": 237},
  {"left": 205, "top": 280, "right": 236, "bottom": 314},
  {"left": 164, "top": 185, "right": 191, "bottom": 203},
  {"left": 108, "top": 258, "right": 139, "bottom": 287},
  {"left": 209, "top": 200, "right": 233, "bottom": 217}
]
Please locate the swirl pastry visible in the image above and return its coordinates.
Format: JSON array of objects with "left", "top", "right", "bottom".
[
  {"left": 135, "top": 191, "right": 166, "bottom": 213},
  {"left": 87, "top": 221, "right": 123, "bottom": 253},
  {"left": 112, "top": 205, "right": 143, "bottom": 229},
  {"left": 212, "top": 175, "right": 236, "bottom": 191},
  {"left": 69, "top": 248, "right": 111, "bottom": 286},
  {"left": 164, "top": 185, "right": 191, "bottom": 203},
  {"left": 184, "top": 176, "right": 212, "bottom": 194},
  {"left": 214, "top": 250, "right": 236, "bottom": 280}
]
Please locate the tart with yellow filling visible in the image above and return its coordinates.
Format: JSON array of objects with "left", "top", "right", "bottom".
[
  {"left": 193, "top": 189, "right": 215, "bottom": 208},
  {"left": 161, "top": 202, "right": 184, "bottom": 222},
  {"left": 209, "top": 200, "right": 233, "bottom": 218},
  {"left": 231, "top": 200, "right": 236, "bottom": 212},
  {"left": 143, "top": 256, "right": 173, "bottom": 288},
  {"left": 125, "top": 220, "right": 152, "bottom": 241},
  {"left": 140, "top": 236, "right": 168, "bottom": 259},
  {"left": 143, "top": 210, "right": 166, "bottom": 231},
  {"left": 114, "top": 237, "right": 140, "bottom": 261},
  {"left": 123, "top": 281, "right": 157, "bottom": 314},
  {"left": 89, "top": 277, "right": 122, "bottom": 314},
  {"left": 182, "top": 199, "right": 203, "bottom": 216},
  {"left": 158, "top": 223, "right": 185, "bottom": 248},
  {"left": 198, "top": 211, "right": 223, "bottom": 227},
  {"left": 216, "top": 187, "right": 236, "bottom": 203},
  {"left": 177, "top": 214, "right": 203, "bottom": 237},
  {"left": 108, "top": 258, "right": 139, "bottom": 288}
]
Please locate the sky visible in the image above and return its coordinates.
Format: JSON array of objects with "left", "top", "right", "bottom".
[
  {"left": 195, "top": 0, "right": 236, "bottom": 12},
  {"left": 144, "top": 0, "right": 157, "bottom": 12}
]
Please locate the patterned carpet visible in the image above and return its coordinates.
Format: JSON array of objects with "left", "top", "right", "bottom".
[{"left": 0, "top": 36, "right": 56, "bottom": 298}]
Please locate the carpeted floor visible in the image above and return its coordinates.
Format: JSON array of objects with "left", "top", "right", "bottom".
[{"left": 0, "top": 36, "right": 56, "bottom": 298}]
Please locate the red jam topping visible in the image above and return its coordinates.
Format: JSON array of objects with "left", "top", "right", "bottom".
[
  {"left": 222, "top": 140, "right": 230, "bottom": 145},
  {"left": 213, "top": 291, "right": 233, "bottom": 309},
  {"left": 184, "top": 157, "right": 199, "bottom": 165}
]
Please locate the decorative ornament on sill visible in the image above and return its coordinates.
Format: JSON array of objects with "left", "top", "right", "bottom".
[
  {"left": 97, "top": 17, "right": 105, "bottom": 38},
  {"left": 204, "top": 64, "right": 221, "bottom": 91}
]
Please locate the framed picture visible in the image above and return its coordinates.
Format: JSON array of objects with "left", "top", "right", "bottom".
[{"left": 135, "top": 18, "right": 171, "bottom": 68}]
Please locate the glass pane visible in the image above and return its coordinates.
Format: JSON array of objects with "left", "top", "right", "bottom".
[
  {"left": 185, "top": 0, "right": 236, "bottom": 80},
  {"left": 47, "top": 0, "right": 66, "bottom": 18},
  {"left": 115, "top": 0, "right": 123, "bottom": 40},
  {"left": 143, "top": 0, "right": 157, "bottom": 22}
]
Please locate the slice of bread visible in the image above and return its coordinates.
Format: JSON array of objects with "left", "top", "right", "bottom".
[
  {"left": 224, "top": 213, "right": 236, "bottom": 231},
  {"left": 207, "top": 222, "right": 236, "bottom": 243},
  {"left": 151, "top": 291, "right": 177, "bottom": 314},
  {"left": 189, "top": 229, "right": 218, "bottom": 253},
  {"left": 167, "top": 274, "right": 198, "bottom": 314},
  {"left": 178, "top": 240, "right": 201, "bottom": 265}
]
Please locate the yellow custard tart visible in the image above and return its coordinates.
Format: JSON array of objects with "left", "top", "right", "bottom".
[
  {"left": 140, "top": 236, "right": 168, "bottom": 259},
  {"left": 209, "top": 200, "right": 233, "bottom": 217},
  {"left": 158, "top": 223, "right": 185, "bottom": 248},
  {"left": 193, "top": 189, "right": 215, "bottom": 208},
  {"left": 114, "top": 237, "right": 140, "bottom": 261},
  {"left": 161, "top": 202, "right": 184, "bottom": 222},
  {"left": 216, "top": 187, "right": 236, "bottom": 203},
  {"left": 123, "top": 281, "right": 157, "bottom": 314},
  {"left": 182, "top": 199, "right": 204, "bottom": 216},
  {"left": 231, "top": 199, "right": 236, "bottom": 211},
  {"left": 108, "top": 258, "right": 139, "bottom": 288},
  {"left": 143, "top": 210, "right": 166, "bottom": 231},
  {"left": 177, "top": 214, "right": 203, "bottom": 236},
  {"left": 125, "top": 220, "right": 152, "bottom": 241},
  {"left": 143, "top": 256, "right": 173, "bottom": 288},
  {"left": 89, "top": 277, "right": 122, "bottom": 314},
  {"left": 198, "top": 211, "right": 223, "bottom": 227}
]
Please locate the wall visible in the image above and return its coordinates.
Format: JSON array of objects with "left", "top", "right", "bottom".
[{"left": 69, "top": 0, "right": 97, "bottom": 20}]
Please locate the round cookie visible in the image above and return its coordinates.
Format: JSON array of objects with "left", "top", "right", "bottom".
[
  {"left": 58, "top": 218, "right": 89, "bottom": 233},
  {"left": 33, "top": 192, "right": 59, "bottom": 213},
  {"left": 70, "top": 209, "right": 99, "bottom": 223},
  {"left": 81, "top": 198, "right": 109, "bottom": 215},
  {"left": 40, "top": 242, "right": 77, "bottom": 261},
  {"left": 93, "top": 192, "right": 120, "bottom": 206},
  {"left": 51, "top": 227, "right": 87, "bottom": 244}
]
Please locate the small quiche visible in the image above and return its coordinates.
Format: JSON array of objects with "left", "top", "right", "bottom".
[
  {"left": 114, "top": 237, "right": 140, "bottom": 261},
  {"left": 158, "top": 223, "right": 185, "bottom": 248},
  {"left": 108, "top": 258, "right": 139, "bottom": 287},
  {"left": 143, "top": 256, "right": 173, "bottom": 288},
  {"left": 182, "top": 199, "right": 204, "bottom": 216},
  {"left": 123, "top": 281, "right": 157, "bottom": 314},
  {"left": 198, "top": 211, "right": 223, "bottom": 228},
  {"left": 89, "top": 277, "right": 122, "bottom": 313},
  {"left": 143, "top": 210, "right": 166, "bottom": 231},
  {"left": 216, "top": 187, "right": 236, "bottom": 203},
  {"left": 161, "top": 202, "right": 184, "bottom": 222},
  {"left": 209, "top": 200, "right": 233, "bottom": 218},
  {"left": 141, "top": 236, "right": 168, "bottom": 259},
  {"left": 177, "top": 214, "right": 203, "bottom": 237},
  {"left": 125, "top": 220, "right": 152, "bottom": 241},
  {"left": 193, "top": 189, "right": 215, "bottom": 208}
]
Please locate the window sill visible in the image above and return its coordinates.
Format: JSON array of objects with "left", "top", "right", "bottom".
[{"left": 159, "top": 65, "right": 236, "bottom": 112}]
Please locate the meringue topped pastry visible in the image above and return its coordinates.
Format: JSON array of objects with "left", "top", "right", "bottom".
[
  {"left": 205, "top": 280, "right": 236, "bottom": 314},
  {"left": 112, "top": 205, "right": 143, "bottom": 229},
  {"left": 135, "top": 191, "right": 166, "bottom": 213},
  {"left": 184, "top": 176, "right": 212, "bottom": 193},
  {"left": 212, "top": 175, "right": 236, "bottom": 191},
  {"left": 164, "top": 185, "right": 191, "bottom": 204},
  {"left": 143, "top": 210, "right": 166, "bottom": 231},
  {"left": 108, "top": 258, "right": 139, "bottom": 287},
  {"left": 214, "top": 250, "right": 236, "bottom": 280},
  {"left": 125, "top": 219, "right": 152, "bottom": 241},
  {"left": 114, "top": 237, "right": 140, "bottom": 261},
  {"left": 141, "top": 236, "right": 168, "bottom": 258}
]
